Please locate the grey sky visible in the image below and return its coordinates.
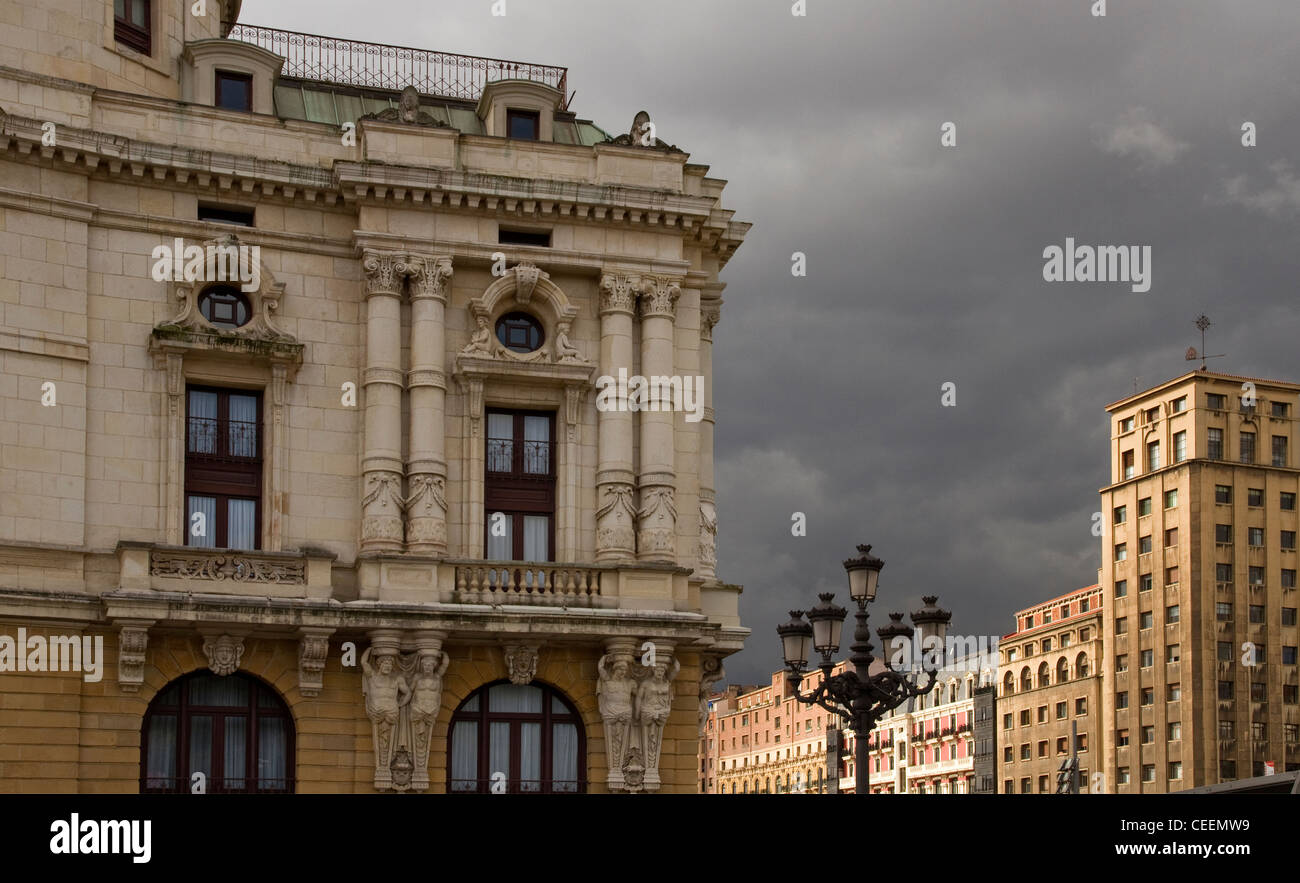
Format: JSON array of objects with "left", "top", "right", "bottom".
[{"left": 245, "top": 0, "right": 1300, "bottom": 686}]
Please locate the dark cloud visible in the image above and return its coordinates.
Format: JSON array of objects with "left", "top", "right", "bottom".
[{"left": 247, "top": 0, "right": 1300, "bottom": 683}]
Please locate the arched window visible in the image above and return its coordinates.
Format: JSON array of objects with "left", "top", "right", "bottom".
[
  {"left": 1057, "top": 657, "right": 1070, "bottom": 683},
  {"left": 1076, "top": 652, "right": 1090, "bottom": 678},
  {"left": 1037, "top": 661, "right": 1050, "bottom": 688},
  {"left": 1003, "top": 671, "right": 1015, "bottom": 695},
  {"left": 742, "top": 781, "right": 748, "bottom": 793},
  {"left": 495, "top": 311, "right": 545, "bottom": 353},
  {"left": 198, "top": 285, "right": 252, "bottom": 330},
  {"left": 1020, "top": 667, "right": 1032, "bottom": 691},
  {"left": 765, "top": 776, "right": 771, "bottom": 793},
  {"left": 448, "top": 680, "right": 584, "bottom": 793},
  {"left": 141, "top": 671, "right": 293, "bottom": 793}
]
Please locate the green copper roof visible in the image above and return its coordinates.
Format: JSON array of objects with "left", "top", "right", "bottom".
[{"left": 272, "top": 80, "right": 611, "bottom": 146}]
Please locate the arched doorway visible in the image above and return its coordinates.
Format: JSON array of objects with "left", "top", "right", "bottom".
[
  {"left": 448, "top": 680, "right": 585, "bottom": 793},
  {"left": 141, "top": 671, "right": 294, "bottom": 793}
]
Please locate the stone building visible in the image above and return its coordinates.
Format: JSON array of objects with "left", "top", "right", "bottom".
[
  {"left": 995, "top": 584, "right": 1104, "bottom": 793},
  {"left": 0, "top": 0, "right": 749, "bottom": 792},
  {"left": 1098, "top": 370, "right": 1300, "bottom": 791},
  {"left": 703, "top": 596, "right": 995, "bottom": 794}
]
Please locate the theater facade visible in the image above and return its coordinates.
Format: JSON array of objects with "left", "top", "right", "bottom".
[{"left": 0, "top": 0, "right": 749, "bottom": 793}]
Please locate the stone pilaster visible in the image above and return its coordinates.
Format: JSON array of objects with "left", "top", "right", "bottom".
[
  {"left": 401, "top": 254, "right": 453, "bottom": 555},
  {"left": 360, "top": 250, "right": 406, "bottom": 552},
  {"left": 698, "top": 300, "right": 720, "bottom": 579},
  {"left": 636, "top": 275, "right": 681, "bottom": 561},
  {"left": 595, "top": 273, "right": 637, "bottom": 561}
]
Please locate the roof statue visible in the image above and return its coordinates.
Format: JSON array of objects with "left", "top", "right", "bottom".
[
  {"left": 362, "top": 85, "right": 450, "bottom": 127},
  {"left": 606, "top": 110, "right": 682, "bottom": 152}
]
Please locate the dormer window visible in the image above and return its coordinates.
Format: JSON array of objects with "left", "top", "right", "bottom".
[
  {"left": 199, "top": 285, "right": 252, "bottom": 330},
  {"left": 215, "top": 70, "right": 253, "bottom": 112},
  {"left": 507, "top": 109, "right": 540, "bottom": 140},
  {"left": 114, "top": 0, "right": 151, "bottom": 54}
]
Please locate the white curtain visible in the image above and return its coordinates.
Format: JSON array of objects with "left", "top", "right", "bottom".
[
  {"left": 489, "top": 684, "right": 542, "bottom": 713},
  {"left": 224, "top": 717, "right": 246, "bottom": 790},
  {"left": 188, "top": 390, "right": 217, "bottom": 453},
  {"left": 450, "top": 721, "right": 478, "bottom": 792},
  {"left": 489, "top": 721, "right": 511, "bottom": 789},
  {"left": 486, "top": 512, "right": 512, "bottom": 560},
  {"left": 258, "top": 717, "right": 287, "bottom": 790},
  {"left": 520, "top": 722, "right": 541, "bottom": 792},
  {"left": 523, "top": 515, "right": 549, "bottom": 562},
  {"left": 228, "top": 393, "right": 258, "bottom": 457},
  {"left": 145, "top": 715, "right": 177, "bottom": 789},
  {"left": 552, "top": 723, "right": 579, "bottom": 792},
  {"left": 189, "top": 715, "right": 212, "bottom": 782},
  {"left": 187, "top": 495, "right": 216, "bottom": 548},
  {"left": 228, "top": 498, "right": 256, "bottom": 550},
  {"left": 189, "top": 674, "right": 249, "bottom": 706},
  {"left": 487, "top": 413, "right": 513, "bottom": 472},
  {"left": 523, "top": 415, "right": 549, "bottom": 474}
]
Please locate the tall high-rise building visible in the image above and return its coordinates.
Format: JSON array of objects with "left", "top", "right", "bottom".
[
  {"left": 1099, "top": 370, "right": 1300, "bottom": 791},
  {"left": 0, "top": 0, "right": 749, "bottom": 793}
]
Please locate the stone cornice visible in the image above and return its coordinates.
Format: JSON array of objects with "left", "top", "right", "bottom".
[{"left": 0, "top": 112, "right": 747, "bottom": 261}]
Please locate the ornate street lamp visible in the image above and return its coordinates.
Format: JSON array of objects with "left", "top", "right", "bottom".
[{"left": 776, "top": 544, "right": 939, "bottom": 795}]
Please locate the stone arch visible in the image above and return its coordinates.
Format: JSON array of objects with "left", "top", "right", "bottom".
[
  {"left": 1037, "top": 660, "right": 1050, "bottom": 688},
  {"left": 466, "top": 262, "right": 581, "bottom": 363},
  {"left": 154, "top": 231, "right": 294, "bottom": 343},
  {"left": 1057, "top": 656, "right": 1070, "bottom": 682},
  {"left": 1076, "top": 650, "right": 1090, "bottom": 677}
]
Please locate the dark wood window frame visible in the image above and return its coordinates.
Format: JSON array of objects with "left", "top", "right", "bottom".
[
  {"left": 113, "top": 0, "right": 152, "bottom": 55},
  {"left": 484, "top": 408, "right": 555, "bottom": 561},
  {"left": 140, "top": 671, "right": 294, "bottom": 793},
  {"left": 215, "top": 69, "right": 254, "bottom": 112},
  {"left": 506, "top": 108, "right": 540, "bottom": 140},
  {"left": 448, "top": 680, "right": 586, "bottom": 793},
  {"left": 185, "top": 385, "right": 263, "bottom": 550}
]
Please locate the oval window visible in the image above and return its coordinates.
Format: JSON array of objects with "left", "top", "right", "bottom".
[
  {"left": 495, "top": 312, "right": 544, "bottom": 353},
  {"left": 198, "top": 285, "right": 251, "bottom": 330}
]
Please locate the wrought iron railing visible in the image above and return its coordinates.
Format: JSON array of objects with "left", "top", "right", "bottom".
[
  {"left": 226, "top": 24, "right": 568, "bottom": 108},
  {"left": 187, "top": 417, "right": 259, "bottom": 460},
  {"left": 486, "top": 438, "right": 555, "bottom": 478}
]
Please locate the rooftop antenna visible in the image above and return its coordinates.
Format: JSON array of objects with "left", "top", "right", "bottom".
[{"left": 1186, "top": 314, "right": 1226, "bottom": 370}]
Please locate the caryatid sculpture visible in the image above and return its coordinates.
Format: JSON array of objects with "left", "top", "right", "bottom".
[
  {"left": 597, "top": 652, "right": 637, "bottom": 790},
  {"left": 361, "top": 646, "right": 411, "bottom": 790},
  {"left": 405, "top": 650, "right": 450, "bottom": 790},
  {"left": 635, "top": 656, "right": 679, "bottom": 790}
]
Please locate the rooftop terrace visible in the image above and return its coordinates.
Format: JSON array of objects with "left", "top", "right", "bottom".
[{"left": 226, "top": 23, "right": 570, "bottom": 109}]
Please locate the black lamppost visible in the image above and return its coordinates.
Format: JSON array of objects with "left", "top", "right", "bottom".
[{"left": 776, "top": 544, "right": 939, "bottom": 795}]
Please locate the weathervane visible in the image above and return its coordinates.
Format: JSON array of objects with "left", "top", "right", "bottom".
[{"left": 1186, "top": 314, "right": 1226, "bottom": 370}]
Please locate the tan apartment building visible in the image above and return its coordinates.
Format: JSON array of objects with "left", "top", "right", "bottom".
[
  {"left": 0, "top": 0, "right": 750, "bottom": 792},
  {"left": 996, "top": 584, "right": 1103, "bottom": 793},
  {"left": 1099, "top": 370, "right": 1300, "bottom": 791}
]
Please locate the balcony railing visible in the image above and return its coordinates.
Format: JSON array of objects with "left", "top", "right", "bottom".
[
  {"left": 454, "top": 562, "right": 602, "bottom": 606},
  {"left": 226, "top": 24, "right": 568, "bottom": 108}
]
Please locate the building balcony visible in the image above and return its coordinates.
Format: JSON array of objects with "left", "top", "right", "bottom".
[
  {"left": 117, "top": 542, "right": 335, "bottom": 599},
  {"left": 454, "top": 561, "right": 607, "bottom": 606},
  {"left": 226, "top": 23, "right": 569, "bottom": 106}
]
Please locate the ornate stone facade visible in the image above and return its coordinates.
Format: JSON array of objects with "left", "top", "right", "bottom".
[{"left": 0, "top": 1, "right": 749, "bottom": 794}]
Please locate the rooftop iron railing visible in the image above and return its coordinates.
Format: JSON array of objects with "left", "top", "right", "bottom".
[{"left": 226, "top": 23, "right": 569, "bottom": 108}]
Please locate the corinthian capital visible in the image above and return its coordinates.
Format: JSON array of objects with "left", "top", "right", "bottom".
[
  {"left": 637, "top": 275, "right": 682, "bottom": 320},
  {"left": 362, "top": 249, "right": 405, "bottom": 297},
  {"left": 403, "top": 255, "right": 454, "bottom": 302},
  {"left": 599, "top": 273, "right": 637, "bottom": 316}
]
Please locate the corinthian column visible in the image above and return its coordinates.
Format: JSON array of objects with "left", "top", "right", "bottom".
[
  {"left": 596, "top": 273, "right": 638, "bottom": 561},
  {"left": 360, "top": 250, "right": 406, "bottom": 551},
  {"left": 401, "top": 254, "right": 453, "bottom": 555},
  {"left": 636, "top": 275, "right": 681, "bottom": 561},
  {"left": 698, "top": 300, "right": 720, "bottom": 580}
]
